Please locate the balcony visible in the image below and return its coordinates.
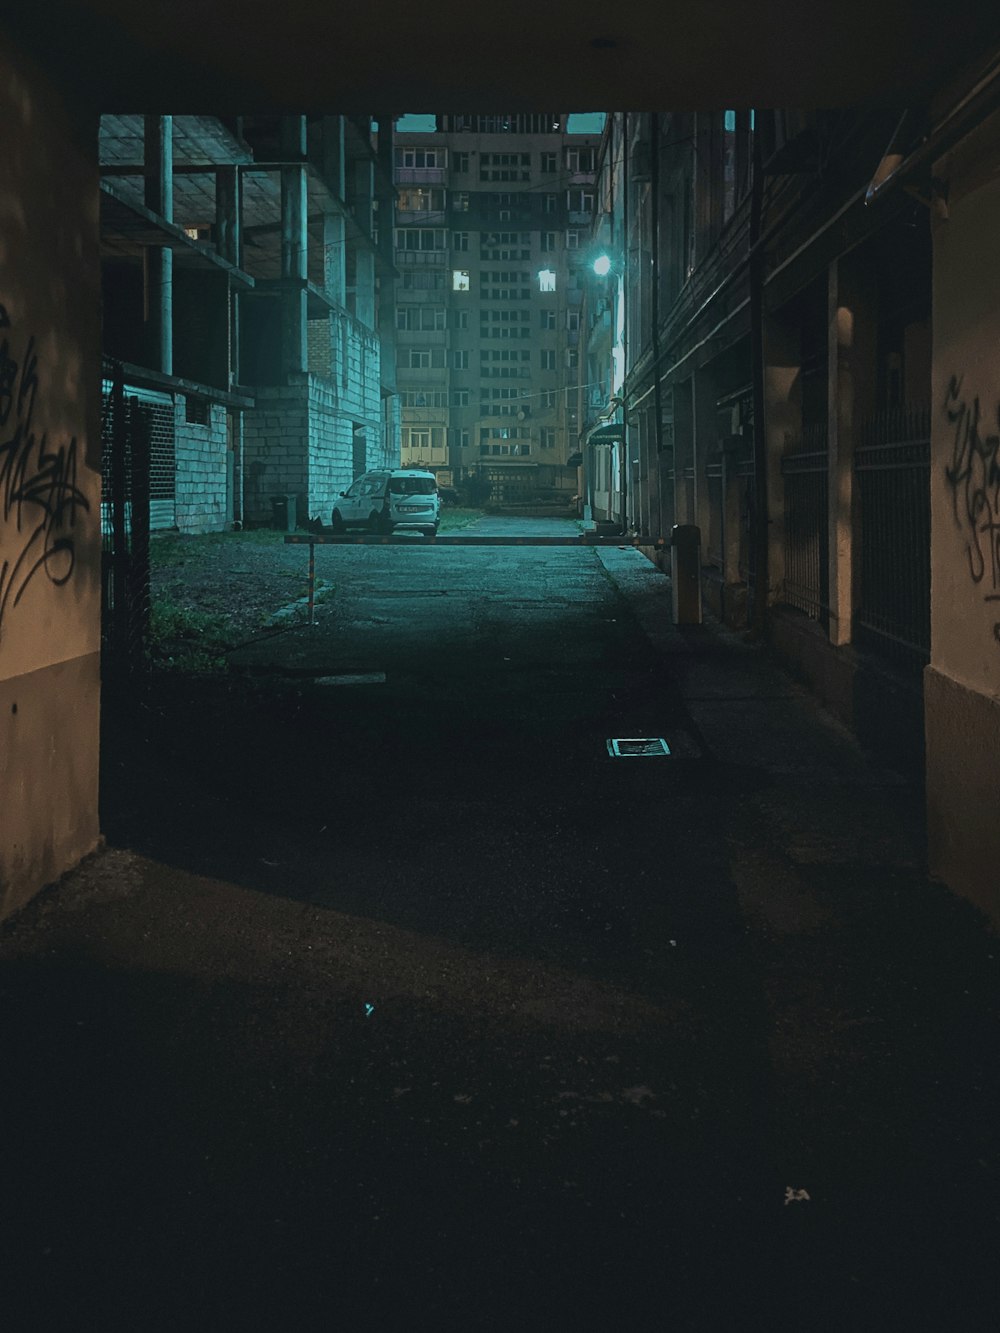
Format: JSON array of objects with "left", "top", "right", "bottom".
[
  {"left": 396, "top": 327, "right": 450, "bottom": 346},
  {"left": 395, "top": 167, "right": 446, "bottom": 185},
  {"left": 567, "top": 210, "right": 592, "bottom": 225},
  {"left": 396, "top": 250, "right": 448, "bottom": 266}
]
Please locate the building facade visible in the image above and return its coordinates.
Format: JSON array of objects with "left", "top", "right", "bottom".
[
  {"left": 584, "top": 83, "right": 1000, "bottom": 921},
  {"left": 99, "top": 114, "right": 400, "bottom": 535},
  {"left": 392, "top": 114, "right": 598, "bottom": 504}
]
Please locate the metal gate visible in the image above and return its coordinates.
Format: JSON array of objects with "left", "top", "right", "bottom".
[
  {"left": 101, "top": 362, "right": 152, "bottom": 678},
  {"left": 99, "top": 379, "right": 176, "bottom": 530}
]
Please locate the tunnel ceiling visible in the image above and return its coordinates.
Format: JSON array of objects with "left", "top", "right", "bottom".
[{"left": 8, "top": 0, "right": 1000, "bottom": 113}]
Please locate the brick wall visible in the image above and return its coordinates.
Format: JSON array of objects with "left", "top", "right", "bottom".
[{"left": 174, "top": 399, "right": 229, "bottom": 533}]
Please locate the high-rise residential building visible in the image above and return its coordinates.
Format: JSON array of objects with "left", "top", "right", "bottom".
[{"left": 392, "top": 114, "right": 598, "bottom": 504}]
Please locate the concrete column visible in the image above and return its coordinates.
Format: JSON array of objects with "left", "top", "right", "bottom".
[
  {"left": 143, "top": 114, "right": 172, "bottom": 374},
  {"left": 280, "top": 115, "right": 308, "bottom": 377},
  {"left": 215, "top": 165, "right": 241, "bottom": 267},
  {"left": 826, "top": 253, "right": 877, "bottom": 646},
  {"left": 353, "top": 157, "right": 376, "bottom": 329},
  {"left": 216, "top": 167, "right": 242, "bottom": 389},
  {"left": 762, "top": 309, "right": 802, "bottom": 603}
]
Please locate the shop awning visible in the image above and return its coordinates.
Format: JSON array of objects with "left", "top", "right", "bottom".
[{"left": 585, "top": 422, "right": 625, "bottom": 444}]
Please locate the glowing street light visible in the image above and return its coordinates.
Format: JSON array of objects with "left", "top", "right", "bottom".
[{"left": 592, "top": 253, "right": 612, "bottom": 276}]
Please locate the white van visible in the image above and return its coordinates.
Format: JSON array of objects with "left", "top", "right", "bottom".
[{"left": 331, "top": 469, "right": 440, "bottom": 537}]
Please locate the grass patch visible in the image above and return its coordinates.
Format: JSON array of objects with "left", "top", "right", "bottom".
[
  {"left": 150, "top": 527, "right": 286, "bottom": 566},
  {"left": 438, "top": 507, "right": 483, "bottom": 532},
  {"left": 149, "top": 597, "right": 232, "bottom": 673}
]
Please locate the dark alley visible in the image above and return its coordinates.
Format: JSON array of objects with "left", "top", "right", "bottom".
[{"left": 3, "top": 530, "right": 998, "bottom": 1328}]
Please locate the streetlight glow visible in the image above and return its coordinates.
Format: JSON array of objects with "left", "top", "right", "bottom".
[{"left": 593, "top": 253, "right": 612, "bottom": 276}]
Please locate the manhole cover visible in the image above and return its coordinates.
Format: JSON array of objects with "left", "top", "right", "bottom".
[{"left": 606, "top": 737, "right": 671, "bottom": 757}]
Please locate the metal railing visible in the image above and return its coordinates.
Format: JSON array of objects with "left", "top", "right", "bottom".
[
  {"left": 854, "top": 406, "right": 931, "bottom": 672},
  {"left": 781, "top": 427, "right": 829, "bottom": 625}
]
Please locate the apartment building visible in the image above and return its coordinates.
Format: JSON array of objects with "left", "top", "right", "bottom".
[
  {"left": 99, "top": 114, "right": 399, "bottom": 534},
  {"left": 586, "top": 66, "right": 1000, "bottom": 920},
  {"left": 392, "top": 114, "right": 598, "bottom": 504}
]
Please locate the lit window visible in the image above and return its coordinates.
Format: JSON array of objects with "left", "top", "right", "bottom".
[
  {"left": 453, "top": 270, "right": 470, "bottom": 291},
  {"left": 539, "top": 270, "right": 556, "bottom": 292}
]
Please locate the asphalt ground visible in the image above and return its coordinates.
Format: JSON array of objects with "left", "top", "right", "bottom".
[{"left": 1, "top": 518, "right": 997, "bottom": 1330}]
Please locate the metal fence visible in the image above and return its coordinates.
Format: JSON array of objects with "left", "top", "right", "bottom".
[
  {"left": 781, "top": 425, "right": 829, "bottom": 625},
  {"left": 854, "top": 406, "right": 931, "bottom": 672},
  {"left": 101, "top": 361, "right": 152, "bottom": 679}
]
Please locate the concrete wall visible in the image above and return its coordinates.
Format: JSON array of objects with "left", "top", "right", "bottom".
[
  {"left": 174, "top": 399, "right": 229, "bottom": 534},
  {"left": 926, "top": 108, "right": 1000, "bottom": 924},
  {"left": 0, "top": 31, "right": 102, "bottom": 918}
]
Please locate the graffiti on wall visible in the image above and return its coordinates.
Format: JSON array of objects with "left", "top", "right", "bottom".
[
  {"left": 0, "top": 303, "right": 89, "bottom": 638},
  {"left": 943, "top": 374, "right": 1000, "bottom": 645}
]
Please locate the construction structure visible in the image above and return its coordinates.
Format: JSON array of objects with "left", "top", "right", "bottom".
[{"left": 98, "top": 114, "right": 400, "bottom": 534}]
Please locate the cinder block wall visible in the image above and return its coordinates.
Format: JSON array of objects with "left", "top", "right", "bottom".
[
  {"left": 174, "top": 399, "right": 228, "bottom": 533},
  {"left": 242, "top": 384, "right": 309, "bottom": 525}
]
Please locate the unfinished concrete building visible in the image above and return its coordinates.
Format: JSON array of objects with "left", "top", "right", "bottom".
[{"left": 98, "top": 114, "right": 399, "bottom": 533}]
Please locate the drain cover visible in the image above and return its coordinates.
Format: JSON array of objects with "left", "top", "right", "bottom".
[
  {"left": 606, "top": 737, "right": 671, "bottom": 757},
  {"left": 313, "top": 672, "right": 387, "bottom": 685}
]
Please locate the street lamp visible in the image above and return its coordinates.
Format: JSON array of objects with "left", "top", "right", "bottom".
[{"left": 592, "top": 253, "right": 612, "bottom": 277}]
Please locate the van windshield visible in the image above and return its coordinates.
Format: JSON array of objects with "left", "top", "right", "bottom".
[{"left": 389, "top": 477, "right": 437, "bottom": 495}]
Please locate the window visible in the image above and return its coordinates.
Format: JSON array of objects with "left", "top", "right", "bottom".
[
  {"left": 453, "top": 151, "right": 470, "bottom": 173},
  {"left": 406, "top": 348, "right": 446, "bottom": 368},
  {"left": 451, "top": 389, "right": 470, "bottom": 406},
  {"left": 541, "top": 428, "right": 556, "bottom": 449},
  {"left": 541, "top": 151, "right": 557, "bottom": 172},
  {"left": 396, "top": 228, "right": 446, "bottom": 251},
  {"left": 567, "top": 349, "right": 579, "bottom": 370},
  {"left": 540, "top": 349, "right": 556, "bottom": 370},
  {"left": 453, "top": 231, "right": 469, "bottom": 252},
  {"left": 540, "top": 389, "right": 556, "bottom": 409},
  {"left": 539, "top": 269, "right": 556, "bottom": 292},
  {"left": 540, "top": 309, "right": 556, "bottom": 329},
  {"left": 543, "top": 194, "right": 558, "bottom": 213},
  {"left": 453, "top": 310, "right": 469, "bottom": 330},
  {"left": 452, "top": 270, "right": 470, "bottom": 291},
  {"left": 481, "top": 231, "right": 531, "bottom": 261},
  {"left": 397, "top": 306, "right": 446, "bottom": 331},
  {"left": 397, "top": 148, "right": 442, "bottom": 169},
  {"left": 453, "top": 350, "right": 469, "bottom": 369},
  {"left": 396, "top": 188, "right": 445, "bottom": 213},
  {"left": 451, "top": 192, "right": 470, "bottom": 212},
  {"left": 566, "top": 190, "right": 595, "bottom": 214},
  {"left": 479, "top": 152, "right": 531, "bottom": 182},
  {"left": 401, "top": 271, "right": 445, "bottom": 290},
  {"left": 565, "top": 147, "right": 596, "bottom": 173},
  {"left": 540, "top": 231, "right": 557, "bottom": 252},
  {"left": 567, "top": 311, "right": 580, "bottom": 332},
  {"left": 401, "top": 389, "right": 447, "bottom": 408},
  {"left": 565, "top": 230, "right": 580, "bottom": 249}
]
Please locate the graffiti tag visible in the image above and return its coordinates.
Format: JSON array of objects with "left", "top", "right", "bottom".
[
  {"left": 0, "top": 304, "right": 89, "bottom": 638},
  {"left": 943, "top": 374, "right": 1000, "bottom": 655}
]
